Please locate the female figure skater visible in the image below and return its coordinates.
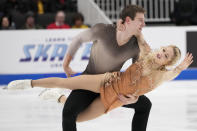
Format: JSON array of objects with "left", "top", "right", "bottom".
[{"left": 8, "top": 39, "right": 193, "bottom": 116}]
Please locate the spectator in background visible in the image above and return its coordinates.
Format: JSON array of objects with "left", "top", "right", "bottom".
[
  {"left": 72, "top": 12, "right": 88, "bottom": 29},
  {"left": 47, "top": 11, "right": 70, "bottom": 29},
  {"left": 0, "top": 15, "right": 15, "bottom": 30},
  {"left": 22, "top": 12, "right": 43, "bottom": 29},
  {"left": 27, "top": 0, "right": 55, "bottom": 15},
  {"left": 170, "top": 0, "right": 197, "bottom": 25}
]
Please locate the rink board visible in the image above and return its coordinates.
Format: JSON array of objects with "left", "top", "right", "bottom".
[{"left": 1, "top": 27, "right": 197, "bottom": 85}]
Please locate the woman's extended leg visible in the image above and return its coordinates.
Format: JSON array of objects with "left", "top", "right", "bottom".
[{"left": 31, "top": 74, "right": 105, "bottom": 93}]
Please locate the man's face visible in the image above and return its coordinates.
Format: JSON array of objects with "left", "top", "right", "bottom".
[
  {"left": 128, "top": 13, "right": 145, "bottom": 35},
  {"left": 2, "top": 17, "right": 9, "bottom": 27}
]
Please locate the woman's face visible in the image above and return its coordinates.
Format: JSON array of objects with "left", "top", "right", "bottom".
[{"left": 153, "top": 46, "right": 174, "bottom": 66}]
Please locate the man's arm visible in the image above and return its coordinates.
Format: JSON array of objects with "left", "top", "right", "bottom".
[{"left": 63, "top": 24, "right": 100, "bottom": 77}]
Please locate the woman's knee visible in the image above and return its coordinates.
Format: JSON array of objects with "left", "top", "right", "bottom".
[
  {"left": 62, "top": 102, "right": 82, "bottom": 121},
  {"left": 62, "top": 101, "right": 88, "bottom": 121},
  {"left": 62, "top": 90, "right": 99, "bottom": 122}
]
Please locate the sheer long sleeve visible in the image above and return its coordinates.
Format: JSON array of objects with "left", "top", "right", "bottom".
[
  {"left": 67, "top": 24, "right": 102, "bottom": 57},
  {"left": 162, "top": 67, "right": 182, "bottom": 81},
  {"left": 136, "top": 33, "right": 151, "bottom": 60}
]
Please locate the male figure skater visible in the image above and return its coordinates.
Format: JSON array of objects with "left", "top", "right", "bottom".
[{"left": 41, "top": 5, "right": 151, "bottom": 131}]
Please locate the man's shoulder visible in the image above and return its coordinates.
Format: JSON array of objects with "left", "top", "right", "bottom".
[
  {"left": 92, "top": 23, "right": 114, "bottom": 30},
  {"left": 91, "top": 23, "right": 115, "bottom": 35}
]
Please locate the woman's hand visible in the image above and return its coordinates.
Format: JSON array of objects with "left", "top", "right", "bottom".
[
  {"left": 178, "top": 53, "right": 193, "bottom": 70},
  {"left": 116, "top": 19, "right": 125, "bottom": 31},
  {"left": 143, "top": 42, "right": 151, "bottom": 53}
]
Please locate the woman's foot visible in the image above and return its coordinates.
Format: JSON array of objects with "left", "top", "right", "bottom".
[
  {"left": 39, "top": 88, "right": 65, "bottom": 103},
  {"left": 8, "top": 80, "right": 32, "bottom": 90}
]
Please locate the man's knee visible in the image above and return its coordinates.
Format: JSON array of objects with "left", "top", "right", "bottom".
[
  {"left": 62, "top": 98, "right": 90, "bottom": 122},
  {"left": 62, "top": 90, "right": 99, "bottom": 121},
  {"left": 136, "top": 95, "right": 152, "bottom": 112}
]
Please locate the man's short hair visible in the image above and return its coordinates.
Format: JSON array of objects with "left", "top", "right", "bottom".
[{"left": 120, "top": 5, "right": 145, "bottom": 23}]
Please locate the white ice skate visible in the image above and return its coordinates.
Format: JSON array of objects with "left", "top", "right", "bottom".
[
  {"left": 39, "top": 88, "right": 65, "bottom": 102},
  {"left": 7, "top": 80, "right": 32, "bottom": 90}
]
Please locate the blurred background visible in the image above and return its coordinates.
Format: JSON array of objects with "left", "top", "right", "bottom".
[{"left": 0, "top": 0, "right": 197, "bottom": 131}]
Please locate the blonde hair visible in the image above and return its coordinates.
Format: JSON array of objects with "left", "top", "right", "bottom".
[
  {"left": 165, "top": 45, "right": 181, "bottom": 66},
  {"left": 141, "top": 45, "right": 181, "bottom": 74},
  {"left": 138, "top": 45, "right": 181, "bottom": 87}
]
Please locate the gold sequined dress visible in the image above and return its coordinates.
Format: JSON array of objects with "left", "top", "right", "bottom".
[{"left": 100, "top": 62, "right": 154, "bottom": 113}]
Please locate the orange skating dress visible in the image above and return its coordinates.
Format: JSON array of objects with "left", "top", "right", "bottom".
[{"left": 100, "top": 62, "right": 154, "bottom": 113}]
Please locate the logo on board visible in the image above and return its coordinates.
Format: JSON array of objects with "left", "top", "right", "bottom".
[{"left": 19, "top": 38, "right": 92, "bottom": 62}]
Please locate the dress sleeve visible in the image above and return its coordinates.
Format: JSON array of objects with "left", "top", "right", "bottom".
[
  {"left": 136, "top": 33, "right": 151, "bottom": 60},
  {"left": 162, "top": 67, "right": 182, "bottom": 81}
]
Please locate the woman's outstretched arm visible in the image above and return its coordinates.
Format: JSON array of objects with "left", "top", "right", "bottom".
[
  {"left": 136, "top": 33, "right": 151, "bottom": 60},
  {"left": 162, "top": 53, "right": 193, "bottom": 81},
  {"left": 32, "top": 74, "right": 106, "bottom": 93}
]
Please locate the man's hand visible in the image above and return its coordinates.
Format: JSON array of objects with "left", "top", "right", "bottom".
[
  {"left": 118, "top": 94, "right": 139, "bottom": 105},
  {"left": 63, "top": 54, "right": 76, "bottom": 77},
  {"left": 64, "top": 66, "right": 76, "bottom": 78}
]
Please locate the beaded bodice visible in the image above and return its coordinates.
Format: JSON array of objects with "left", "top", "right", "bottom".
[{"left": 103, "top": 62, "right": 154, "bottom": 96}]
